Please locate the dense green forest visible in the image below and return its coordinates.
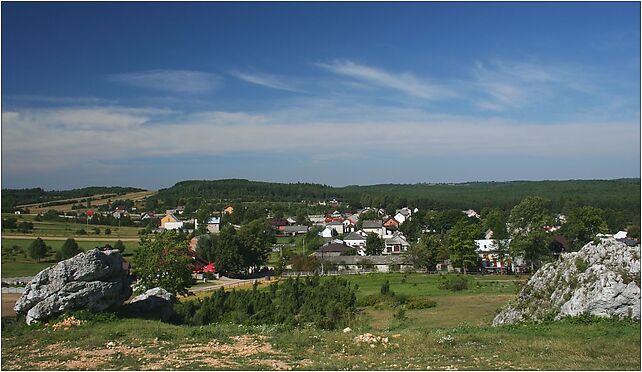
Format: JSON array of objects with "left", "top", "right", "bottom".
[
  {"left": 152, "top": 178, "right": 640, "bottom": 219},
  {"left": 1, "top": 186, "right": 143, "bottom": 211}
]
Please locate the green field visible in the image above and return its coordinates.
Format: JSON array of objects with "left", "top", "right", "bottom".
[
  {"left": 1, "top": 238, "right": 139, "bottom": 277},
  {"left": 2, "top": 213, "right": 141, "bottom": 238},
  {"left": 1, "top": 273, "right": 639, "bottom": 370}
]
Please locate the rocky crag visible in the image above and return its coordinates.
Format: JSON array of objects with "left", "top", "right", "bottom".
[
  {"left": 493, "top": 237, "right": 640, "bottom": 326},
  {"left": 14, "top": 249, "right": 132, "bottom": 324}
]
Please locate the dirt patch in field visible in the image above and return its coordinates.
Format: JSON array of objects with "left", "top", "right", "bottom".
[
  {"left": 1, "top": 293, "right": 20, "bottom": 317},
  {"left": 3, "top": 334, "right": 301, "bottom": 370}
]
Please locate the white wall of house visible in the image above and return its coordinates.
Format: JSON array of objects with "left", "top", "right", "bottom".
[
  {"left": 327, "top": 223, "right": 345, "bottom": 234},
  {"left": 363, "top": 227, "right": 385, "bottom": 237},
  {"left": 164, "top": 221, "right": 184, "bottom": 230},
  {"left": 393, "top": 213, "right": 406, "bottom": 224},
  {"left": 320, "top": 227, "right": 336, "bottom": 238}
]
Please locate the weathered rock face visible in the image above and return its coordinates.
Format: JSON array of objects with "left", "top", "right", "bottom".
[
  {"left": 493, "top": 238, "right": 640, "bottom": 326},
  {"left": 14, "top": 249, "right": 132, "bottom": 324},
  {"left": 122, "top": 287, "right": 175, "bottom": 321}
]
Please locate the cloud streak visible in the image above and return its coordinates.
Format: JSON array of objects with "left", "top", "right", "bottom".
[
  {"left": 229, "top": 71, "right": 303, "bottom": 92},
  {"left": 109, "top": 69, "right": 223, "bottom": 94},
  {"left": 317, "top": 60, "right": 454, "bottom": 100}
]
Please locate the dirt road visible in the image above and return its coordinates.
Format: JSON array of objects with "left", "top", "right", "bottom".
[
  {"left": 1, "top": 293, "right": 20, "bottom": 317},
  {"left": 2, "top": 235, "right": 140, "bottom": 242}
]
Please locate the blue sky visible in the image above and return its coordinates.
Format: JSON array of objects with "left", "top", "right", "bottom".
[{"left": 2, "top": 2, "right": 640, "bottom": 190}]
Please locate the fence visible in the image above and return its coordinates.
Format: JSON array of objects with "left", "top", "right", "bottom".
[{"left": 2, "top": 287, "right": 25, "bottom": 294}]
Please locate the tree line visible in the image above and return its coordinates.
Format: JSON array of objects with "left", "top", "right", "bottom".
[
  {"left": 148, "top": 179, "right": 640, "bottom": 228},
  {"left": 406, "top": 196, "right": 640, "bottom": 274}
]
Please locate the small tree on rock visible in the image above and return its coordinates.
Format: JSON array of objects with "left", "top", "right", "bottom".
[{"left": 114, "top": 240, "right": 126, "bottom": 253}]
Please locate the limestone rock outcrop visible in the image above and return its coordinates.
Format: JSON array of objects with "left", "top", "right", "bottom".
[
  {"left": 493, "top": 238, "right": 640, "bottom": 326},
  {"left": 14, "top": 249, "right": 132, "bottom": 324},
  {"left": 122, "top": 287, "right": 175, "bottom": 321}
]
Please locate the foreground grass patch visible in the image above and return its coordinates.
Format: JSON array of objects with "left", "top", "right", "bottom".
[{"left": 1, "top": 273, "right": 639, "bottom": 370}]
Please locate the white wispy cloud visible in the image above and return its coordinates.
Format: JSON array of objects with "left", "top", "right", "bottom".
[
  {"left": 229, "top": 71, "right": 303, "bottom": 92},
  {"left": 109, "top": 69, "right": 223, "bottom": 94},
  {"left": 316, "top": 60, "right": 454, "bottom": 100},
  {"left": 3, "top": 95, "right": 116, "bottom": 105},
  {"left": 470, "top": 59, "right": 596, "bottom": 111},
  {"left": 3, "top": 103, "right": 638, "bottom": 175}
]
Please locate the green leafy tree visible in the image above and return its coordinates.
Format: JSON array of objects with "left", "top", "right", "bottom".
[
  {"left": 29, "top": 237, "right": 48, "bottom": 262},
  {"left": 510, "top": 229, "right": 552, "bottom": 272},
  {"left": 406, "top": 233, "right": 442, "bottom": 271},
  {"left": 448, "top": 220, "right": 479, "bottom": 274},
  {"left": 365, "top": 233, "right": 384, "bottom": 255},
  {"left": 482, "top": 208, "right": 508, "bottom": 239},
  {"left": 237, "top": 219, "right": 275, "bottom": 272},
  {"left": 561, "top": 206, "right": 609, "bottom": 251},
  {"left": 57, "top": 238, "right": 82, "bottom": 260},
  {"left": 213, "top": 225, "right": 245, "bottom": 274},
  {"left": 132, "top": 231, "right": 194, "bottom": 295},
  {"left": 114, "top": 240, "right": 126, "bottom": 253},
  {"left": 399, "top": 217, "right": 421, "bottom": 241},
  {"left": 508, "top": 196, "right": 553, "bottom": 236},
  {"left": 507, "top": 197, "right": 554, "bottom": 272}
]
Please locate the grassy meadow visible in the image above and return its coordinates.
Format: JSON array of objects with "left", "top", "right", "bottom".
[
  {"left": 1, "top": 273, "right": 639, "bottom": 370},
  {"left": 1, "top": 238, "right": 139, "bottom": 278},
  {"left": 2, "top": 213, "right": 141, "bottom": 238}
]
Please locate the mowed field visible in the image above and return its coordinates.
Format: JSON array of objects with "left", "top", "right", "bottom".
[
  {"left": 15, "top": 190, "right": 156, "bottom": 214},
  {"left": 1, "top": 273, "right": 639, "bottom": 370},
  {"left": 2, "top": 213, "right": 141, "bottom": 238}
]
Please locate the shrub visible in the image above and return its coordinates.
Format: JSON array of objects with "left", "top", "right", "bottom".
[
  {"left": 575, "top": 257, "right": 589, "bottom": 273},
  {"left": 174, "top": 276, "right": 357, "bottom": 330},
  {"left": 380, "top": 280, "right": 391, "bottom": 295},
  {"left": 105, "top": 228, "right": 111, "bottom": 235},
  {"left": 406, "top": 297, "right": 437, "bottom": 310},
  {"left": 356, "top": 294, "right": 383, "bottom": 307},
  {"left": 75, "top": 229, "right": 87, "bottom": 235},
  {"left": 438, "top": 275, "right": 469, "bottom": 291},
  {"left": 394, "top": 307, "right": 407, "bottom": 321}
]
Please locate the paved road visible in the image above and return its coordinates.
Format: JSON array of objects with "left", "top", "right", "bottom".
[{"left": 188, "top": 276, "right": 274, "bottom": 294}]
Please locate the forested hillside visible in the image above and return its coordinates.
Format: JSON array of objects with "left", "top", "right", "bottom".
[{"left": 152, "top": 178, "right": 640, "bottom": 221}]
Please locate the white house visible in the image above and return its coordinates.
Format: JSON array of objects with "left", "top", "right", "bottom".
[
  {"left": 362, "top": 220, "right": 385, "bottom": 237},
  {"left": 463, "top": 209, "right": 480, "bottom": 219},
  {"left": 164, "top": 221, "right": 184, "bottom": 230},
  {"left": 326, "top": 220, "right": 345, "bottom": 235},
  {"left": 475, "top": 239, "right": 511, "bottom": 273},
  {"left": 308, "top": 214, "right": 326, "bottom": 225},
  {"left": 207, "top": 217, "right": 221, "bottom": 234},
  {"left": 320, "top": 226, "right": 333, "bottom": 238},
  {"left": 383, "top": 232, "right": 410, "bottom": 254},
  {"left": 393, "top": 212, "right": 407, "bottom": 225},
  {"left": 343, "top": 231, "right": 367, "bottom": 255}
]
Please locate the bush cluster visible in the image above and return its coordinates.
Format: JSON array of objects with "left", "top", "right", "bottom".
[
  {"left": 174, "top": 276, "right": 357, "bottom": 330},
  {"left": 438, "top": 275, "right": 469, "bottom": 291}
]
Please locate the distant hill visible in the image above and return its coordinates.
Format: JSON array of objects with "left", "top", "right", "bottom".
[
  {"left": 2, "top": 186, "right": 145, "bottom": 211},
  {"left": 153, "top": 178, "right": 640, "bottom": 220}
]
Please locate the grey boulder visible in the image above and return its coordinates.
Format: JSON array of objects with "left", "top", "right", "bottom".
[
  {"left": 493, "top": 237, "right": 640, "bottom": 326},
  {"left": 14, "top": 249, "right": 132, "bottom": 324},
  {"left": 122, "top": 287, "right": 175, "bottom": 321}
]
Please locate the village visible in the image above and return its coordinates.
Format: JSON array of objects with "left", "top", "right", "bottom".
[{"left": 140, "top": 197, "right": 639, "bottom": 278}]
